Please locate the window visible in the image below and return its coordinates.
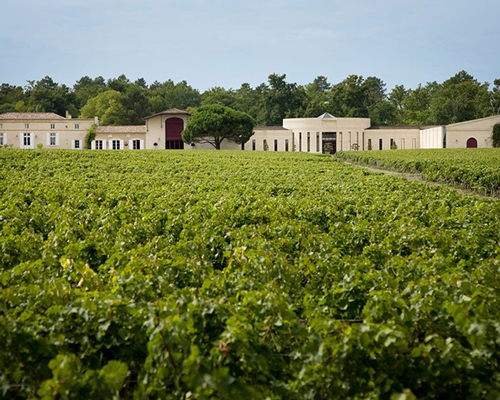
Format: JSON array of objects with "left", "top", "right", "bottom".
[
  {"left": 390, "top": 138, "right": 395, "bottom": 149},
  {"left": 0, "top": 124, "right": 3, "bottom": 129},
  {"left": 368, "top": 138, "right": 372, "bottom": 150},
  {"left": 274, "top": 139, "right": 278, "bottom": 151},
  {"left": 50, "top": 123, "right": 56, "bottom": 130},
  {"left": 75, "top": 124, "right": 80, "bottom": 130},
  {"left": 285, "top": 139, "right": 289, "bottom": 152},
  {"left": 241, "top": 142, "right": 245, "bottom": 150},
  {"left": 299, "top": 132, "right": 302, "bottom": 151},
  {"left": 95, "top": 140, "right": 104, "bottom": 150},
  {"left": 263, "top": 139, "right": 268, "bottom": 150},
  {"left": 316, "top": 133, "right": 320, "bottom": 152},
  {"left": 132, "top": 139, "right": 141, "bottom": 150},
  {"left": 379, "top": 139, "right": 383, "bottom": 150},
  {"left": 25, "top": 124, "right": 29, "bottom": 129},
  {"left": 112, "top": 140, "right": 121, "bottom": 150},
  {"left": 307, "top": 132, "right": 310, "bottom": 152},
  {"left": 252, "top": 139, "right": 256, "bottom": 151},
  {"left": 0, "top": 133, "right": 4, "bottom": 146},
  {"left": 49, "top": 132, "right": 57, "bottom": 146},
  {"left": 23, "top": 133, "right": 31, "bottom": 147}
]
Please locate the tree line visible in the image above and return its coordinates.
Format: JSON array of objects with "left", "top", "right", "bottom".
[{"left": 0, "top": 71, "right": 499, "bottom": 127}]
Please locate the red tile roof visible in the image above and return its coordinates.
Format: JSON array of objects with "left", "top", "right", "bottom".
[{"left": 96, "top": 125, "right": 147, "bottom": 134}]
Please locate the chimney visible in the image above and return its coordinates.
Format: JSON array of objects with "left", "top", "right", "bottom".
[
  {"left": 66, "top": 110, "right": 72, "bottom": 119},
  {"left": 94, "top": 116, "right": 100, "bottom": 126}
]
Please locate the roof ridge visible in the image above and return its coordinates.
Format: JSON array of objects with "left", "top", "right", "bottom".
[
  {"left": 318, "top": 112, "right": 336, "bottom": 119},
  {"left": 144, "top": 108, "right": 191, "bottom": 120}
]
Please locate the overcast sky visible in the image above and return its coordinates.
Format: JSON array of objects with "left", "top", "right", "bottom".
[{"left": 0, "top": 0, "right": 498, "bottom": 91}]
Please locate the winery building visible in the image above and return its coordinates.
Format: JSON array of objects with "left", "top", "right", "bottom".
[{"left": 0, "top": 110, "right": 499, "bottom": 153}]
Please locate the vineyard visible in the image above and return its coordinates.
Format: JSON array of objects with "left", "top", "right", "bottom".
[
  {"left": 337, "top": 148, "right": 500, "bottom": 196},
  {"left": 1, "top": 150, "right": 500, "bottom": 399}
]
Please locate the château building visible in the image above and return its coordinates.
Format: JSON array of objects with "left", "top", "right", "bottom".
[{"left": 0, "top": 109, "right": 498, "bottom": 153}]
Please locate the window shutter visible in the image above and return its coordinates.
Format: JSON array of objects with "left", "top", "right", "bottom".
[
  {"left": 120, "top": 139, "right": 124, "bottom": 150},
  {"left": 46, "top": 132, "right": 50, "bottom": 146},
  {"left": 91, "top": 140, "right": 96, "bottom": 150},
  {"left": 20, "top": 135, "right": 24, "bottom": 148},
  {"left": 140, "top": 139, "right": 144, "bottom": 150},
  {"left": 29, "top": 133, "right": 34, "bottom": 149},
  {"left": 3, "top": 133, "right": 7, "bottom": 145},
  {"left": 71, "top": 139, "right": 75, "bottom": 149},
  {"left": 108, "top": 140, "right": 113, "bottom": 149},
  {"left": 56, "top": 132, "right": 60, "bottom": 146}
]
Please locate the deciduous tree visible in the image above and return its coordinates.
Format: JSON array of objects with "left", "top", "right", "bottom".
[
  {"left": 73, "top": 76, "right": 106, "bottom": 109},
  {"left": 490, "top": 79, "right": 500, "bottom": 116},
  {"left": 149, "top": 80, "right": 201, "bottom": 113},
  {"left": 259, "top": 74, "right": 306, "bottom": 126},
  {"left": 430, "top": 71, "right": 490, "bottom": 124},
  {"left": 25, "top": 76, "right": 78, "bottom": 117},
  {"left": 80, "top": 90, "right": 128, "bottom": 125}
]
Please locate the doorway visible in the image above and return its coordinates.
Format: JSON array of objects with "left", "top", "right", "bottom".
[
  {"left": 322, "top": 132, "right": 337, "bottom": 154},
  {"left": 466, "top": 137, "right": 478, "bottom": 148},
  {"left": 166, "top": 118, "right": 184, "bottom": 150}
]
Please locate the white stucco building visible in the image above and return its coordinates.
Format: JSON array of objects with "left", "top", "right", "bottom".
[
  {"left": 1, "top": 109, "right": 499, "bottom": 153},
  {"left": 0, "top": 112, "right": 97, "bottom": 150}
]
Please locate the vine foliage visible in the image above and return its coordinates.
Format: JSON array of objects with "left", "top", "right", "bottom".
[
  {"left": 2, "top": 150, "right": 500, "bottom": 399},
  {"left": 492, "top": 123, "right": 500, "bottom": 148},
  {"left": 84, "top": 124, "right": 97, "bottom": 149}
]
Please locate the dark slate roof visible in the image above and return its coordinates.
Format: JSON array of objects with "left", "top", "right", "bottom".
[
  {"left": 144, "top": 108, "right": 191, "bottom": 120},
  {"left": 0, "top": 112, "right": 66, "bottom": 120}
]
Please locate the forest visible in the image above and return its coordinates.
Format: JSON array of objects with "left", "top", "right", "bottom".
[{"left": 0, "top": 71, "right": 499, "bottom": 127}]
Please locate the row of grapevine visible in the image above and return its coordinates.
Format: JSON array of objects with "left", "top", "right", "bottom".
[
  {"left": 337, "top": 148, "right": 500, "bottom": 196},
  {"left": 1, "top": 150, "right": 500, "bottom": 399}
]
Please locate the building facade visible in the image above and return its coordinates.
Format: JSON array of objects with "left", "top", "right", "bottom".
[
  {"left": 0, "top": 112, "right": 97, "bottom": 150},
  {"left": 1, "top": 110, "right": 499, "bottom": 152}
]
